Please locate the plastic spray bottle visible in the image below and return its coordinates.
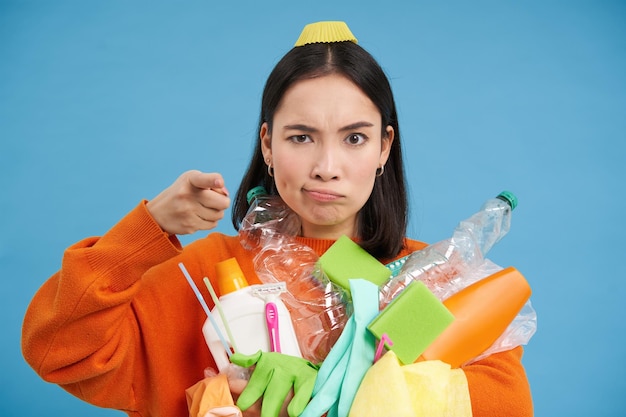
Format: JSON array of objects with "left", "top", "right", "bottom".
[{"left": 202, "top": 257, "right": 302, "bottom": 373}]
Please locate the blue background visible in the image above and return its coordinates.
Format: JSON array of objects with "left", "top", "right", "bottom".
[{"left": 1, "top": 1, "right": 625, "bottom": 416}]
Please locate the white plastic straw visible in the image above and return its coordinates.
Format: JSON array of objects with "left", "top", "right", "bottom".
[{"left": 178, "top": 262, "right": 232, "bottom": 357}]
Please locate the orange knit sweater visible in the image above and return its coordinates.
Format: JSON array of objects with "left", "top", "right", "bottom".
[{"left": 22, "top": 201, "right": 533, "bottom": 417}]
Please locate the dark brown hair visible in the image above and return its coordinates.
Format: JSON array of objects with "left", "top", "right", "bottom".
[{"left": 231, "top": 41, "right": 408, "bottom": 258}]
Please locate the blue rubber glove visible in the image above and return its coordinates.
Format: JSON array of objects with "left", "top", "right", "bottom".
[
  {"left": 230, "top": 351, "right": 319, "bottom": 417},
  {"left": 300, "top": 279, "right": 379, "bottom": 417}
]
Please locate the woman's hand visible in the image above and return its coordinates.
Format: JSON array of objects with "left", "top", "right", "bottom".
[{"left": 146, "top": 170, "right": 230, "bottom": 235}]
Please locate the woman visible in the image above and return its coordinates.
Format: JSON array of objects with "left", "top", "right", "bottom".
[{"left": 22, "top": 22, "right": 533, "bottom": 417}]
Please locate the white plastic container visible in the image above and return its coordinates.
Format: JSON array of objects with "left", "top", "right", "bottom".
[{"left": 202, "top": 257, "right": 302, "bottom": 372}]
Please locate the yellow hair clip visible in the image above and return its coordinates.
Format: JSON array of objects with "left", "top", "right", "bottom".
[{"left": 294, "top": 21, "right": 358, "bottom": 47}]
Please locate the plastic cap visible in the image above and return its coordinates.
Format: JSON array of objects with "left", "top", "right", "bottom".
[
  {"left": 215, "top": 258, "right": 249, "bottom": 295},
  {"left": 496, "top": 191, "right": 518, "bottom": 210},
  {"left": 246, "top": 186, "right": 268, "bottom": 205}
]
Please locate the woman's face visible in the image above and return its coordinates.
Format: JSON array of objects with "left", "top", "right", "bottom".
[{"left": 261, "top": 73, "right": 394, "bottom": 239}]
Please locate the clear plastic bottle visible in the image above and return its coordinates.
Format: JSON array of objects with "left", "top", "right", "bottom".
[
  {"left": 253, "top": 242, "right": 350, "bottom": 364},
  {"left": 239, "top": 186, "right": 301, "bottom": 250},
  {"left": 238, "top": 186, "right": 350, "bottom": 364},
  {"left": 380, "top": 191, "right": 518, "bottom": 306}
]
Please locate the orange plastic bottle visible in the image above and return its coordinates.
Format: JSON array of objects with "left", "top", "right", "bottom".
[{"left": 418, "top": 266, "right": 531, "bottom": 368}]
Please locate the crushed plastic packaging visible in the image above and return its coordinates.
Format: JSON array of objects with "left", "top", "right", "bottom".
[
  {"left": 239, "top": 189, "right": 536, "bottom": 365},
  {"left": 239, "top": 191, "right": 351, "bottom": 364}
]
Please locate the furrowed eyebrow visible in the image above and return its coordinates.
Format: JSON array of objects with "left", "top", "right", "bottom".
[
  {"left": 283, "top": 121, "right": 375, "bottom": 133},
  {"left": 283, "top": 124, "right": 318, "bottom": 133},
  {"left": 338, "top": 121, "right": 375, "bottom": 132}
]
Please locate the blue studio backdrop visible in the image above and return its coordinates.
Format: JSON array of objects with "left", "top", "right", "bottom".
[{"left": 1, "top": 1, "right": 625, "bottom": 416}]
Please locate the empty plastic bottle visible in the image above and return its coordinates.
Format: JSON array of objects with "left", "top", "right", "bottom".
[
  {"left": 380, "top": 191, "right": 518, "bottom": 306},
  {"left": 253, "top": 243, "right": 350, "bottom": 364},
  {"left": 239, "top": 186, "right": 301, "bottom": 250},
  {"left": 238, "top": 186, "right": 350, "bottom": 364}
]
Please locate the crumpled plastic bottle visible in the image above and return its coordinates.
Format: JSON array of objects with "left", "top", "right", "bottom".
[
  {"left": 380, "top": 191, "right": 518, "bottom": 305},
  {"left": 252, "top": 241, "right": 350, "bottom": 364},
  {"left": 239, "top": 186, "right": 350, "bottom": 364},
  {"left": 239, "top": 186, "right": 301, "bottom": 250},
  {"left": 380, "top": 191, "right": 537, "bottom": 363}
]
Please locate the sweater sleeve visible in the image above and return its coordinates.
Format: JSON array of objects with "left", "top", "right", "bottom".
[
  {"left": 463, "top": 346, "right": 533, "bottom": 417},
  {"left": 21, "top": 201, "right": 183, "bottom": 412}
]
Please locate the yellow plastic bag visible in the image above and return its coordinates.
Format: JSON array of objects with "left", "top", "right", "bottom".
[{"left": 349, "top": 351, "right": 471, "bottom": 417}]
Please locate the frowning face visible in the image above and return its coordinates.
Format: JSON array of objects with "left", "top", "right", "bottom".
[{"left": 261, "top": 73, "right": 394, "bottom": 239}]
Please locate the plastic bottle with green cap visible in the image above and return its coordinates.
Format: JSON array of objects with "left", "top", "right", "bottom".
[
  {"left": 238, "top": 186, "right": 350, "bottom": 364},
  {"left": 239, "top": 186, "right": 301, "bottom": 250},
  {"left": 380, "top": 191, "right": 518, "bottom": 305}
]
